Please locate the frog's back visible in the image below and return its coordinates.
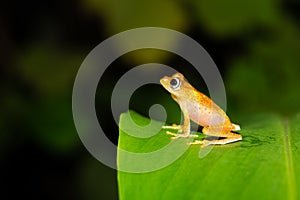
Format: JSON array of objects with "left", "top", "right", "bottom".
[{"left": 185, "top": 92, "right": 230, "bottom": 127}]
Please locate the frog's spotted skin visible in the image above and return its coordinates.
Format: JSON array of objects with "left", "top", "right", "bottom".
[{"left": 160, "top": 72, "right": 242, "bottom": 148}]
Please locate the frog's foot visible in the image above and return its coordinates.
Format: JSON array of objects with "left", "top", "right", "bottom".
[
  {"left": 166, "top": 131, "right": 198, "bottom": 140},
  {"left": 162, "top": 124, "right": 182, "bottom": 132},
  {"left": 188, "top": 136, "right": 242, "bottom": 148},
  {"left": 187, "top": 140, "right": 210, "bottom": 148}
]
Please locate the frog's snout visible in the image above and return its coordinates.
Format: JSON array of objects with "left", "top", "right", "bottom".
[{"left": 160, "top": 76, "right": 169, "bottom": 86}]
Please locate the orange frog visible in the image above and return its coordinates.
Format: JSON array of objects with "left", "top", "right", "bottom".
[{"left": 160, "top": 72, "right": 242, "bottom": 148}]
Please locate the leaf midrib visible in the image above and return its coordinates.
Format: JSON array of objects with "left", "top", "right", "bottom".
[{"left": 283, "top": 118, "right": 296, "bottom": 200}]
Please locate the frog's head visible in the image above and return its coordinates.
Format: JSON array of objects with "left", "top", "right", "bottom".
[{"left": 160, "top": 72, "right": 191, "bottom": 97}]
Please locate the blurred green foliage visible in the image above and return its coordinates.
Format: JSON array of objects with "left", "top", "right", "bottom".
[
  {"left": 226, "top": 22, "right": 300, "bottom": 115},
  {"left": 82, "top": 0, "right": 189, "bottom": 63},
  {"left": 16, "top": 43, "right": 82, "bottom": 153},
  {"left": 188, "top": 0, "right": 280, "bottom": 37},
  {"left": 83, "top": 0, "right": 188, "bottom": 32}
]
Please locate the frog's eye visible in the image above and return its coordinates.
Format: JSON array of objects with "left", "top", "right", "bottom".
[{"left": 170, "top": 78, "right": 181, "bottom": 90}]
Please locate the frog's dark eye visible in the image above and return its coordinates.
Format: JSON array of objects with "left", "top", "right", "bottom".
[{"left": 170, "top": 78, "right": 181, "bottom": 90}]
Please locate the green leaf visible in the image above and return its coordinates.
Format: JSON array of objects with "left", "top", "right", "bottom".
[{"left": 118, "top": 111, "right": 300, "bottom": 200}]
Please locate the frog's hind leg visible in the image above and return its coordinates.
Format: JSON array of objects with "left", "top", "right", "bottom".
[
  {"left": 188, "top": 126, "right": 242, "bottom": 148},
  {"left": 231, "top": 123, "right": 241, "bottom": 131}
]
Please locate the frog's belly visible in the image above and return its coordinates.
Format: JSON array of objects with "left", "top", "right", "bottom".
[{"left": 186, "top": 104, "right": 226, "bottom": 126}]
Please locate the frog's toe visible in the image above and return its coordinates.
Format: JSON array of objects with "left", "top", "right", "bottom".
[
  {"left": 166, "top": 131, "right": 178, "bottom": 137},
  {"left": 187, "top": 140, "right": 204, "bottom": 145},
  {"left": 162, "top": 124, "right": 182, "bottom": 131},
  {"left": 187, "top": 139, "right": 210, "bottom": 148},
  {"left": 170, "top": 135, "right": 184, "bottom": 140},
  {"left": 200, "top": 140, "right": 211, "bottom": 148},
  {"left": 168, "top": 132, "right": 198, "bottom": 140}
]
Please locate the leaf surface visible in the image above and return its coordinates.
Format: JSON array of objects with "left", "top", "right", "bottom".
[{"left": 118, "top": 111, "right": 300, "bottom": 200}]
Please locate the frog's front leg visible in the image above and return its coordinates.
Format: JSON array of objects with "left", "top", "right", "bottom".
[{"left": 163, "top": 110, "right": 198, "bottom": 139}]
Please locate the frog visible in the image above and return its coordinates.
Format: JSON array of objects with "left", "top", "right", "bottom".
[{"left": 160, "top": 72, "right": 242, "bottom": 148}]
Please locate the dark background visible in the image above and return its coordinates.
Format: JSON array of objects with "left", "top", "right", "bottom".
[{"left": 1, "top": 0, "right": 300, "bottom": 199}]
